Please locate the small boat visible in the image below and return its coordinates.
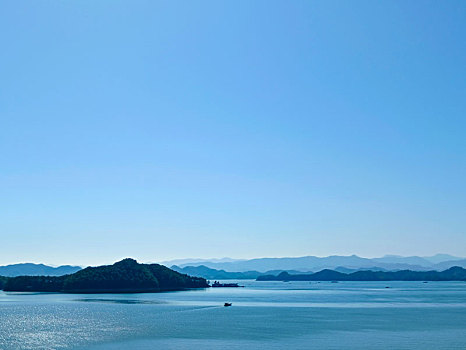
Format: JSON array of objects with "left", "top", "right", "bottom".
[{"left": 224, "top": 303, "right": 232, "bottom": 307}]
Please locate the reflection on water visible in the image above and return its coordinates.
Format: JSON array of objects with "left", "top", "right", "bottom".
[
  {"left": 0, "top": 281, "right": 466, "bottom": 350},
  {"left": 74, "top": 298, "right": 167, "bottom": 305}
]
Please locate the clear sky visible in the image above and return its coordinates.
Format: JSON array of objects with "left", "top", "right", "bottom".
[{"left": 1, "top": 1, "right": 465, "bottom": 266}]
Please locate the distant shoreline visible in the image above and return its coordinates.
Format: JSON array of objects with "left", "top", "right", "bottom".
[{"left": 257, "top": 266, "right": 466, "bottom": 282}]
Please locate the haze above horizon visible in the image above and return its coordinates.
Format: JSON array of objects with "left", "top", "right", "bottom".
[{"left": 1, "top": 1, "right": 465, "bottom": 266}]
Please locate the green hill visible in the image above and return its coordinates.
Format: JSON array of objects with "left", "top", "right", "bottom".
[{"left": 3, "top": 258, "right": 208, "bottom": 293}]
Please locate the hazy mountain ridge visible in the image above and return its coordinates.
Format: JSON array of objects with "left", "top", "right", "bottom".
[
  {"left": 171, "top": 265, "right": 263, "bottom": 280},
  {"left": 166, "top": 254, "right": 465, "bottom": 273},
  {"left": 0, "top": 263, "right": 82, "bottom": 277},
  {"left": 171, "top": 264, "right": 462, "bottom": 280},
  {"left": 2, "top": 255, "right": 464, "bottom": 279},
  {"left": 161, "top": 257, "right": 245, "bottom": 266},
  {"left": 171, "top": 265, "right": 309, "bottom": 280}
]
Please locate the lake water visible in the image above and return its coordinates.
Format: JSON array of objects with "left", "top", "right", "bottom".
[{"left": 1, "top": 280, "right": 465, "bottom": 349}]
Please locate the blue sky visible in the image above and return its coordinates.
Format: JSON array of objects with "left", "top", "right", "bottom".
[{"left": 1, "top": 1, "right": 465, "bottom": 265}]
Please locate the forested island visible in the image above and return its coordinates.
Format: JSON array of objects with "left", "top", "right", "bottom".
[
  {"left": 257, "top": 266, "right": 466, "bottom": 281},
  {"left": 0, "top": 276, "right": 7, "bottom": 290},
  {"left": 1, "top": 258, "right": 208, "bottom": 293}
]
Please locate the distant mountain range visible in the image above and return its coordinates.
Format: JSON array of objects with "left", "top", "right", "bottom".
[
  {"left": 171, "top": 263, "right": 466, "bottom": 281},
  {"left": 2, "top": 254, "right": 465, "bottom": 280},
  {"left": 0, "top": 263, "right": 82, "bottom": 277},
  {"left": 257, "top": 266, "right": 466, "bottom": 282},
  {"left": 171, "top": 265, "right": 263, "bottom": 280},
  {"left": 162, "top": 257, "right": 244, "bottom": 266},
  {"left": 1, "top": 259, "right": 466, "bottom": 292},
  {"left": 163, "top": 254, "right": 466, "bottom": 273},
  {"left": 171, "top": 265, "right": 310, "bottom": 280}
]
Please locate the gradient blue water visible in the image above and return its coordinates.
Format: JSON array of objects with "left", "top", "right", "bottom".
[{"left": 1, "top": 281, "right": 465, "bottom": 349}]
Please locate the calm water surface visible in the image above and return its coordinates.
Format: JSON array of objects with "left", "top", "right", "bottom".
[{"left": 1, "top": 280, "right": 465, "bottom": 349}]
